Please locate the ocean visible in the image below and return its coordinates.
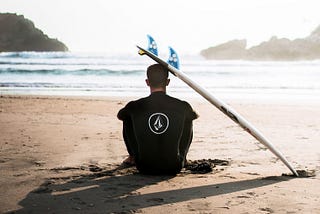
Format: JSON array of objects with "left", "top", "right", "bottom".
[{"left": 1, "top": 51, "right": 320, "bottom": 103}]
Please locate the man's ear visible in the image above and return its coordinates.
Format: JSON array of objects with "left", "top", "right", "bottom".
[
  {"left": 166, "top": 79, "right": 170, "bottom": 86},
  {"left": 146, "top": 79, "right": 150, "bottom": 86}
]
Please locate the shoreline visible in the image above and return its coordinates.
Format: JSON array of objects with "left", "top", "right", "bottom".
[
  {"left": 1, "top": 91, "right": 320, "bottom": 105},
  {"left": 0, "top": 95, "right": 319, "bottom": 213}
]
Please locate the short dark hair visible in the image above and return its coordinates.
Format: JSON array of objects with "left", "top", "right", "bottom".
[{"left": 146, "top": 64, "right": 169, "bottom": 87}]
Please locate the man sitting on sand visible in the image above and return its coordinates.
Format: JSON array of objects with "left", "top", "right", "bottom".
[{"left": 117, "top": 64, "right": 198, "bottom": 175}]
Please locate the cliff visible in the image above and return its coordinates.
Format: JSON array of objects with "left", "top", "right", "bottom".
[
  {"left": 0, "top": 13, "right": 68, "bottom": 52},
  {"left": 200, "top": 39, "right": 247, "bottom": 60},
  {"left": 201, "top": 25, "right": 320, "bottom": 61}
]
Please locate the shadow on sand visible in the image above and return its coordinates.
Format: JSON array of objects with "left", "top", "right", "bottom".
[{"left": 11, "top": 165, "right": 293, "bottom": 213}]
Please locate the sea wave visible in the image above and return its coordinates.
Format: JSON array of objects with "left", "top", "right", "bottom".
[
  {"left": 0, "top": 68, "right": 144, "bottom": 76},
  {"left": 1, "top": 51, "right": 319, "bottom": 100},
  {"left": 0, "top": 51, "right": 74, "bottom": 59}
]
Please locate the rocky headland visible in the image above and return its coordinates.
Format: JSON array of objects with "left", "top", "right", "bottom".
[
  {"left": 201, "top": 25, "right": 320, "bottom": 61},
  {"left": 0, "top": 13, "right": 68, "bottom": 52}
]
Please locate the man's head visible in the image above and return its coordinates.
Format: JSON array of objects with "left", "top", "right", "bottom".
[{"left": 146, "top": 64, "right": 170, "bottom": 90}]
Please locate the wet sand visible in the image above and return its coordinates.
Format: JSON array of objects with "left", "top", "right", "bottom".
[{"left": 0, "top": 95, "right": 319, "bottom": 213}]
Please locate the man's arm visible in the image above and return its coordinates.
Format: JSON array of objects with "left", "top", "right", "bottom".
[
  {"left": 117, "top": 108, "right": 125, "bottom": 121},
  {"left": 185, "top": 102, "right": 199, "bottom": 121},
  {"left": 117, "top": 101, "right": 133, "bottom": 121}
]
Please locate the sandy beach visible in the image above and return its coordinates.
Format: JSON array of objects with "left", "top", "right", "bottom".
[{"left": 0, "top": 95, "right": 319, "bottom": 213}]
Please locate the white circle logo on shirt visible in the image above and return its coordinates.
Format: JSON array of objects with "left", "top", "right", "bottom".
[{"left": 148, "top": 113, "right": 169, "bottom": 134}]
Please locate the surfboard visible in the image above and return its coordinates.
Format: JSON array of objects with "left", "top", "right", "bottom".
[{"left": 137, "top": 37, "right": 298, "bottom": 177}]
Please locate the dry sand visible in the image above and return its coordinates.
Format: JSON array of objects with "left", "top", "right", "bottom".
[{"left": 0, "top": 95, "right": 319, "bottom": 213}]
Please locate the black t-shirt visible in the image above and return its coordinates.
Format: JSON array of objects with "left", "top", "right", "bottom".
[
  {"left": 118, "top": 91, "right": 198, "bottom": 174},
  {"left": 118, "top": 92, "right": 197, "bottom": 121}
]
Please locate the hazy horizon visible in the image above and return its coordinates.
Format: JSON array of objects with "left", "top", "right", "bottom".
[{"left": 1, "top": 0, "right": 320, "bottom": 54}]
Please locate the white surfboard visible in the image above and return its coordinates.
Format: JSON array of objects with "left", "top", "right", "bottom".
[{"left": 137, "top": 44, "right": 299, "bottom": 177}]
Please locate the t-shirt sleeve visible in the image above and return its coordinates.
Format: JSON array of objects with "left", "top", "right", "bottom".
[
  {"left": 185, "top": 102, "right": 199, "bottom": 121},
  {"left": 117, "top": 102, "right": 132, "bottom": 121}
]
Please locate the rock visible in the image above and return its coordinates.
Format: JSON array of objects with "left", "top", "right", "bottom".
[
  {"left": 307, "top": 25, "right": 320, "bottom": 43},
  {"left": 201, "top": 25, "right": 320, "bottom": 61},
  {"left": 200, "top": 39, "right": 247, "bottom": 60},
  {"left": 0, "top": 13, "right": 68, "bottom": 52}
]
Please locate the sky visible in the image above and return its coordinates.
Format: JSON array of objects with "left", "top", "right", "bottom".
[{"left": 1, "top": 0, "right": 320, "bottom": 54}]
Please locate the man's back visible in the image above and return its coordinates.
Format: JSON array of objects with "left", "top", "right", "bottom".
[{"left": 118, "top": 91, "right": 197, "bottom": 174}]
